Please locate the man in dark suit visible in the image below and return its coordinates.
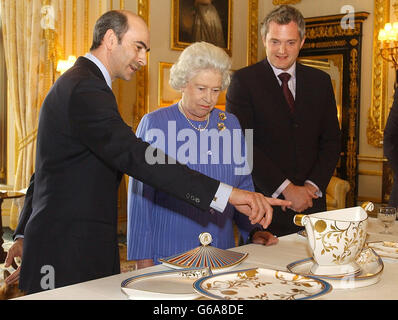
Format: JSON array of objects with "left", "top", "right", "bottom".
[
  {"left": 4, "top": 10, "right": 289, "bottom": 294},
  {"left": 226, "top": 5, "right": 341, "bottom": 237},
  {"left": 384, "top": 88, "right": 398, "bottom": 207}
]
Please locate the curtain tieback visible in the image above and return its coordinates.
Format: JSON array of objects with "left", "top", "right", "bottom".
[{"left": 18, "top": 129, "right": 38, "bottom": 151}]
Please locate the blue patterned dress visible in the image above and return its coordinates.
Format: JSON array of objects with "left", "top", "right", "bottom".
[{"left": 127, "top": 103, "right": 256, "bottom": 263}]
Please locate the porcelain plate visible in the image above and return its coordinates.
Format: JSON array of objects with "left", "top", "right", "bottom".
[
  {"left": 286, "top": 248, "right": 383, "bottom": 289},
  {"left": 367, "top": 241, "right": 398, "bottom": 259},
  {"left": 121, "top": 267, "right": 211, "bottom": 300},
  {"left": 193, "top": 267, "right": 331, "bottom": 300}
]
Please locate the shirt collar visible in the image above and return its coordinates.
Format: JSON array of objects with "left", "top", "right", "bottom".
[
  {"left": 267, "top": 57, "right": 296, "bottom": 81},
  {"left": 84, "top": 53, "right": 112, "bottom": 89}
]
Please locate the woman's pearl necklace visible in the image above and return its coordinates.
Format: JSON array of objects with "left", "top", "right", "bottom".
[{"left": 178, "top": 101, "right": 210, "bottom": 132}]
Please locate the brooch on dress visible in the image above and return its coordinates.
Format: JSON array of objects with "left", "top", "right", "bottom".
[{"left": 218, "top": 112, "right": 227, "bottom": 131}]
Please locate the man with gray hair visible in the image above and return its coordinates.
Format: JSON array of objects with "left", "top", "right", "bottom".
[{"left": 226, "top": 5, "right": 341, "bottom": 237}]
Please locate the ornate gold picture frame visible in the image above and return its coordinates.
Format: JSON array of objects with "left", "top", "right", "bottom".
[
  {"left": 134, "top": 0, "right": 150, "bottom": 132},
  {"left": 158, "top": 62, "right": 179, "bottom": 107},
  {"left": 171, "top": 0, "right": 232, "bottom": 55}
]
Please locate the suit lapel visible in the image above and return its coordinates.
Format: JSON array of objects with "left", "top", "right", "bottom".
[{"left": 294, "top": 62, "right": 307, "bottom": 114}]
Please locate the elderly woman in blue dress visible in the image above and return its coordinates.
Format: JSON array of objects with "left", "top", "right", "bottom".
[{"left": 127, "top": 42, "right": 278, "bottom": 269}]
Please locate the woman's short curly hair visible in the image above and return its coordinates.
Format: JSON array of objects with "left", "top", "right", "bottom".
[{"left": 169, "top": 42, "right": 231, "bottom": 91}]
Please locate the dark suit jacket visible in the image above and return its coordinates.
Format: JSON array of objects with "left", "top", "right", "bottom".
[
  {"left": 13, "top": 174, "right": 34, "bottom": 241},
  {"left": 17, "top": 57, "right": 220, "bottom": 294},
  {"left": 226, "top": 59, "right": 341, "bottom": 236},
  {"left": 384, "top": 88, "right": 398, "bottom": 207}
]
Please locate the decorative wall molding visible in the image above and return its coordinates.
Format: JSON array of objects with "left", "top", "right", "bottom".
[
  {"left": 367, "top": 0, "right": 390, "bottom": 147},
  {"left": 0, "top": 13, "right": 6, "bottom": 183},
  {"left": 134, "top": 0, "right": 150, "bottom": 132},
  {"left": 357, "top": 155, "right": 387, "bottom": 163},
  {"left": 358, "top": 170, "right": 383, "bottom": 176},
  {"left": 247, "top": 0, "right": 258, "bottom": 66},
  {"left": 272, "top": 0, "right": 301, "bottom": 5},
  {"left": 84, "top": 0, "right": 89, "bottom": 52}
]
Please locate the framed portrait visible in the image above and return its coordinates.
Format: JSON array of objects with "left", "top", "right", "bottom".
[
  {"left": 158, "top": 62, "right": 226, "bottom": 109},
  {"left": 171, "top": 0, "right": 232, "bottom": 55}
]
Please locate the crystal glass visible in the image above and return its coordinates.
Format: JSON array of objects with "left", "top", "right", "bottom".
[{"left": 377, "top": 207, "right": 397, "bottom": 234}]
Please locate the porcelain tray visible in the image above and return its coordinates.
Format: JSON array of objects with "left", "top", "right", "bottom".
[
  {"left": 121, "top": 267, "right": 211, "bottom": 300},
  {"left": 193, "top": 267, "right": 331, "bottom": 300},
  {"left": 286, "top": 248, "right": 383, "bottom": 289},
  {"left": 367, "top": 241, "right": 398, "bottom": 259}
]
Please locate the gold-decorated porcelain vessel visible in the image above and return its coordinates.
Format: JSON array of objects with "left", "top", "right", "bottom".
[{"left": 293, "top": 202, "right": 373, "bottom": 276}]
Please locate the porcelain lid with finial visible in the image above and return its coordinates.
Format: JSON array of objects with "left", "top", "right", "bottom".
[{"left": 159, "top": 232, "right": 248, "bottom": 271}]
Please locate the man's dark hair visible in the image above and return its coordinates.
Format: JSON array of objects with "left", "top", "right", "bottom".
[{"left": 90, "top": 10, "right": 129, "bottom": 50}]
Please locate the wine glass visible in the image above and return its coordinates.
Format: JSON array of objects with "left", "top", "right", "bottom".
[{"left": 377, "top": 207, "right": 397, "bottom": 234}]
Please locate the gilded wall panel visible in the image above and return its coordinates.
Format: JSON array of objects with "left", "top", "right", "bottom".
[
  {"left": 272, "top": 0, "right": 301, "bottom": 4},
  {"left": 367, "top": 0, "right": 390, "bottom": 147}
]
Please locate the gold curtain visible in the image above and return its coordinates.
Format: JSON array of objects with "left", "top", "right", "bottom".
[{"left": 1, "top": 0, "right": 55, "bottom": 229}]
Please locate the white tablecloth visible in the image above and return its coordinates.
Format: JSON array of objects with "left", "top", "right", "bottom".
[{"left": 15, "top": 217, "right": 398, "bottom": 300}]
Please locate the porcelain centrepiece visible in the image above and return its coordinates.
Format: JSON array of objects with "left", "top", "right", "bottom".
[
  {"left": 293, "top": 204, "right": 371, "bottom": 276},
  {"left": 159, "top": 232, "right": 248, "bottom": 272}
]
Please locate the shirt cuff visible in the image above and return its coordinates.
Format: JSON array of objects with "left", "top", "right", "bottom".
[
  {"left": 14, "top": 234, "right": 24, "bottom": 240},
  {"left": 272, "top": 179, "right": 291, "bottom": 198},
  {"left": 210, "top": 183, "right": 233, "bottom": 213},
  {"left": 305, "top": 180, "right": 323, "bottom": 197}
]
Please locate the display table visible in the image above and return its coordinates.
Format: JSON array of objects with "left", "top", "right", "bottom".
[{"left": 15, "top": 217, "right": 398, "bottom": 300}]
